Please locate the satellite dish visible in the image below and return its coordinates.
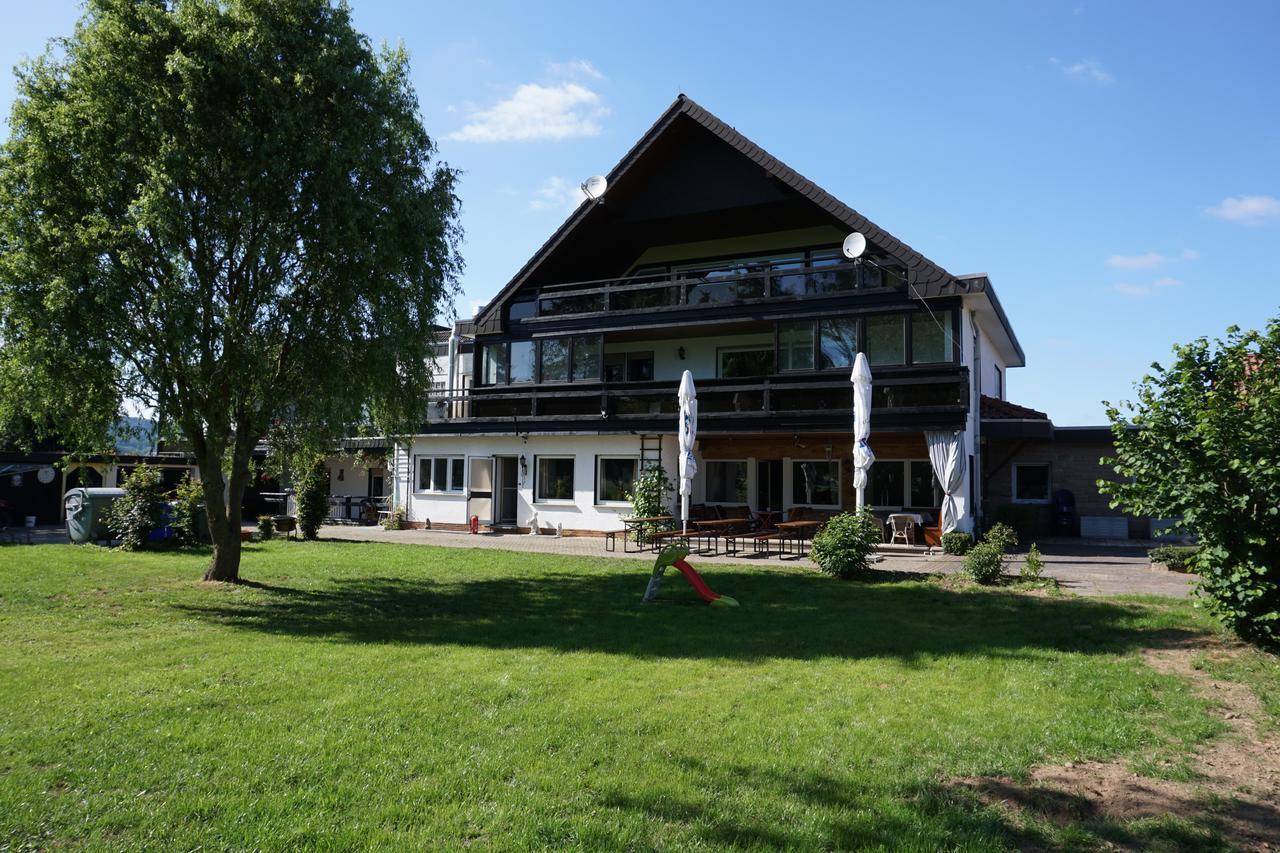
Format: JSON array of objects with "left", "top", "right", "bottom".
[
  {"left": 37, "top": 466, "right": 56, "bottom": 484},
  {"left": 581, "top": 175, "right": 608, "bottom": 201},
  {"left": 842, "top": 232, "right": 867, "bottom": 260}
]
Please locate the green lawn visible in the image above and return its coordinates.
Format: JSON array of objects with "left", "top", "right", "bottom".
[{"left": 0, "top": 540, "right": 1265, "bottom": 849}]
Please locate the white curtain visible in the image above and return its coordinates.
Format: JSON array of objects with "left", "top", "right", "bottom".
[{"left": 925, "top": 430, "right": 967, "bottom": 532}]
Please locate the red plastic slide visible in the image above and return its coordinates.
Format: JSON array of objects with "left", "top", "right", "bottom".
[{"left": 672, "top": 559, "right": 737, "bottom": 606}]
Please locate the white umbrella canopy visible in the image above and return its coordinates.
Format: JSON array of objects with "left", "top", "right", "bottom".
[
  {"left": 851, "top": 353, "right": 875, "bottom": 510},
  {"left": 677, "top": 370, "right": 698, "bottom": 533}
]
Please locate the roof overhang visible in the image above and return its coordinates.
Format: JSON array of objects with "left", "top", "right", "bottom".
[{"left": 947, "top": 274, "right": 1025, "bottom": 368}]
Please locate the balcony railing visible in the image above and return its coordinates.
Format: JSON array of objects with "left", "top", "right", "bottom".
[
  {"left": 423, "top": 368, "right": 967, "bottom": 426},
  {"left": 524, "top": 259, "right": 906, "bottom": 322}
]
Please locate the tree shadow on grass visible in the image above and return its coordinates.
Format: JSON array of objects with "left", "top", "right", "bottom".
[{"left": 174, "top": 558, "right": 1204, "bottom": 662}]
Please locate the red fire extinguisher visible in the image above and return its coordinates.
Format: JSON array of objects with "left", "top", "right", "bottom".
[{"left": 469, "top": 515, "right": 479, "bottom": 535}]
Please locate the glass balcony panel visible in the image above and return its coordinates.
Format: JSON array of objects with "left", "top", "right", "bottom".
[
  {"left": 539, "top": 292, "right": 606, "bottom": 316},
  {"left": 609, "top": 284, "right": 680, "bottom": 311}
]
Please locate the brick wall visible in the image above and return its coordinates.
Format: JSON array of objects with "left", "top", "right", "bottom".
[{"left": 983, "top": 436, "right": 1148, "bottom": 538}]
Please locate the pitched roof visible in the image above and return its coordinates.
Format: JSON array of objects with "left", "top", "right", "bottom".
[
  {"left": 476, "top": 94, "right": 963, "bottom": 328},
  {"left": 980, "top": 395, "right": 1049, "bottom": 420}
]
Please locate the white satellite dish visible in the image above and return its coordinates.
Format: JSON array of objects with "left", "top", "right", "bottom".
[
  {"left": 581, "top": 175, "right": 608, "bottom": 201},
  {"left": 37, "top": 466, "right": 56, "bottom": 485},
  {"left": 842, "top": 232, "right": 867, "bottom": 260}
]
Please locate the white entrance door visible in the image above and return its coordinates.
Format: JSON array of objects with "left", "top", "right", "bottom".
[{"left": 467, "top": 456, "right": 493, "bottom": 525}]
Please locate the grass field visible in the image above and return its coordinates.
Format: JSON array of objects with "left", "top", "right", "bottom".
[{"left": 0, "top": 540, "right": 1272, "bottom": 849}]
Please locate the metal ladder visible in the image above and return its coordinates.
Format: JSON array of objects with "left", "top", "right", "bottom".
[{"left": 640, "top": 434, "right": 663, "bottom": 471}]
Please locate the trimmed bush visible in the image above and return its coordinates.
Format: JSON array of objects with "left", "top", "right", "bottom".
[
  {"left": 984, "top": 522, "right": 1019, "bottom": 554},
  {"left": 1148, "top": 545, "right": 1199, "bottom": 573},
  {"left": 257, "top": 515, "right": 275, "bottom": 540},
  {"left": 170, "top": 474, "right": 206, "bottom": 547},
  {"left": 940, "top": 531, "right": 973, "bottom": 555},
  {"left": 294, "top": 457, "right": 327, "bottom": 541},
  {"left": 964, "top": 542, "right": 1005, "bottom": 584},
  {"left": 382, "top": 507, "right": 406, "bottom": 531},
  {"left": 1021, "top": 543, "right": 1045, "bottom": 581},
  {"left": 108, "top": 463, "right": 166, "bottom": 551},
  {"left": 811, "top": 510, "right": 880, "bottom": 579}
]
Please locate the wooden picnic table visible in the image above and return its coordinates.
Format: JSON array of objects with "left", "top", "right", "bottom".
[
  {"left": 753, "top": 509, "right": 781, "bottom": 529},
  {"left": 621, "top": 515, "right": 674, "bottom": 552},
  {"left": 775, "top": 519, "right": 821, "bottom": 558}
]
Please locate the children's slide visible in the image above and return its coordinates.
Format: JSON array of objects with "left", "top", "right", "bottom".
[{"left": 642, "top": 543, "right": 739, "bottom": 606}]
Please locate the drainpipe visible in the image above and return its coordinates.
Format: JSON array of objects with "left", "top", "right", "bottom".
[{"left": 446, "top": 329, "right": 459, "bottom": 419}]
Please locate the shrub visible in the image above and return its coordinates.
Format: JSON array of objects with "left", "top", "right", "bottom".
[
  {"left": 170, "top": 475, "right": 206, "bottom": 546},
  {"left": 108, "top": 463, "right": 166, "bottom": 551},
  {"left": 257, "top": 514, "right": 275, "bottom": 540},
  {"left": 811, "top": 510, "right": 880, "bottom": 579},
  {"left": 1021, "top": 543, "right": 1045, "bottom": 581},
  {"left": 1149, "top": 545, "right": 1199, "bottom": 573},
  {"left": 940, "top": 531, "right": 973, "bottom": 555},
  {"left": 984, "top": 522, "right": 1019, "bottom": 554},
  {"left": 294, "top": 457, "right": 328, "bottom": 541},
  {"left": 382, "top": 507, "right": 406, "bottom": 531},
  {"left": 625, "top": 464, "right": 674, "bottom": 538},
  {"left": 964, "top": 541, "right": 1005, "bottom": 584}
]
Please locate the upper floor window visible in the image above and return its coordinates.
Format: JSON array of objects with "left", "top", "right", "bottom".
[
  {"left": 718, "top": 346, "right": 772, "bottom": 378},
  {"left": 819, "top": 318, "right": 858, "bottom": 369},
  {"left": 604, "top": 351, "right": 654, "bottom": 382},
  {"left": 911, "top": 311, "right": 954, "bottom": 364},
  {"left": 509, "top": 340, "right": 535, "bottom": 383},
  {"left": 778, "top": 322, "right": 814, "bottom": 371},
  {"left": 482, "top": 342, "right": 508, "bottom": 385},
  {"left": 480, "top": 336, "right": 601, "bottom": 385},
  {"left": 865, "top": 315, "right": 906, "bottom": 366},
  {"left": 508, "top": 299, "right": 536, "bottom": 322}
]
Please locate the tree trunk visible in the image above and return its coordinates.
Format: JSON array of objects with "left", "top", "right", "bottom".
[{"left": 201, "top": 460, "right": 240, "bottom": 583}]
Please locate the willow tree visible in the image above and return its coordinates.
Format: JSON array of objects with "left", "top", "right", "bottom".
[{"left": 0, "top": 0, "right": 461, "bottom": 581}]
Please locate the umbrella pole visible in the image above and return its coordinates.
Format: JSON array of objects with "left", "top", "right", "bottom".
[
  {"left": 682, "top": 493, "right": 688, "bottom": 534},
  {"left": 856, "top": 486, "right": 865, "bottom": 512}
]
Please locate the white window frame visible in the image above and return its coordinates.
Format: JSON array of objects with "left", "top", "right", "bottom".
[
  {"left": 704, "top": 459, "right": 749, "bottom": 505},
  {"left": 414, "top": 455, "right": 465, "bottom": 494},
  {"left": 866, "top": 458, "right": 938, "bottom": 510},
  {"left": 534, "top": 455, "right": 576, "bottom": 504},
  {"left": 790, "top": 459, "right": 842, "bottom": 509},
  {"left": 595, "top": 456, "right": 640, "bottom": 506},
  {"left": 1012, "top": 463, "right": 1052, "bottom": 505}
]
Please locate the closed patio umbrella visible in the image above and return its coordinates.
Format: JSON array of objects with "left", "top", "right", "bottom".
[
  {"left": 678, "top": 370, "right": 698, "bottom": 533},
  {"left": 852, "top": 353, "right": 875, "bottom": 510}
]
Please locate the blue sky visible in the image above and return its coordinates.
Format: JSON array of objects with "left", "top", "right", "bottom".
[{"left": 3, "top": 1, "right": 1278, "bottom": 424}]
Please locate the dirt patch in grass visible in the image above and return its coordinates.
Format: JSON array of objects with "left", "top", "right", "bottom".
[{"left": 957, "top": 631, "right": 1280, "bottom": 850}]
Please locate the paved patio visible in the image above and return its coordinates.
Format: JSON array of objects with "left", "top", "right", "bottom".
[{"left": 318, "top": 524, "right": 1197, "bottom": 599}]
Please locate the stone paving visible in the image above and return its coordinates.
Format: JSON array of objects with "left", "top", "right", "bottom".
[{"left": 317, "top": 524, "right": 1197, "bottom": 599}]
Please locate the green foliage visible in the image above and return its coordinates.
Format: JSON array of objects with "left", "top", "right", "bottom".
[
  {"left": 990, "top": 504, "right": 1041, "bottom": 543},
  {"left": 107, "top": 464, "right": 166, "bottom": 551},
  {"left": 625, "top": 465, "right": 674, "bottom": 521},
  {"left": 1149, "top": 545, "right": 1200, "bottom": 574},
  {"left": 1021, "top": 544, "right": 1045, "bottom": 581},
  {"left": 257, "top": 515, "right": 275, "bottom": 540},
  {"left": 810, "top": 510, "right": 880, "bottom": 579},
  {"left": 964, "top": 541, "right": 1006, "bottom": 584},
  {"left": 170, "top": 475, "right": 206, "bottom": 547},
  {"left": 940, "top": 531, "right": 973, "bottom": 555},
  {"left": 1101, "top": 319, "right": 1280, "bottom": 648},
  {"left": 294, "top": 458, "right": 328, "bottom": 541},
  {"left": 0, "top": 0, "right": 461, "bottom": 581},
  {"left": 984, "top": 522, "right": 1019, "bottom": 554},
  {"left": 382, "top": 507, "right": 406, "bottom": 531}
]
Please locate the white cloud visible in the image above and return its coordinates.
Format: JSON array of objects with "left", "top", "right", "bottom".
[
  {"left": 529, "top": 176, "right": 588, "bottom": 212},
  {"left": 447, "top": 81, "right": 608, "bottom": 143},
  {"left": 548, "top": 59, "right": 604, "bottom": 80},
  {"left": 1153, "top": 277, "right": 1183, "bottom": 288},
  {"left": 1205, "top": 194, "right": 1280, "bottom": 225},
  {"left": 1105, "top": 249, "right": 1199, "bottom": 270},
  {"left": 1051, "top": 57, "right": 1113, "bottom": 84},
  {"left": 1112, "top": 277, "right": 1183, "bottom": 298}
]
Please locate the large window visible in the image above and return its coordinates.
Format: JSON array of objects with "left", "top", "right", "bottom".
[
  {"left": 1013, "top": 463, "right": 1051, "bottom": 504},
  {"left": 415, "top": 456, "right": 464, "bottom": 493},
  {"left": 604, "top": 351, "right": 654, "bottom": 383},
  {"left": 481, "top": 343, "right": 508, "bottom": 385},
  {"left": 509, "top": 340, "right": 535, "bottom": 383},
  {"left": 819, "top": 318, "right": 859, "bottom": 369},
  {"left": 792, "top": 460, "right": 840, "bottom": 507},
  {"left": 718, "top": 346, "right": 772, "bottom": 378},
  {"left": 539, "top": 336, "right": 598, "bottom": 383},
  {"left": 911, "top": 311, "right": 954, "bottom": 364},
  {"left": 865, "top": 315, "right": 905, "bottom": 366},
  {"left": 705, "top": 460, "right": 748, "bottom": 504},
  {"left": 867, "top": 459, "right": 940, "bottom": 508},
  {"left": 596, "top": 457, "right": 639, "bottom": 504},
  {"left": 778, "top": 322, "right": 814, "bottom": 371},
  {"left": 535, "top": 457, "right": 575, "bottom": 502}
]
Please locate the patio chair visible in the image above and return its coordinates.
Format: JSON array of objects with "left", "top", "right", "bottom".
[{"left": 889, "top": 515, "right": 915, "bottom": 546}]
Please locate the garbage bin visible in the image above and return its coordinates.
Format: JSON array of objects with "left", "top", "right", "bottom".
[{"left": 65, "top": 487, "right": 124, "bottom": 543}]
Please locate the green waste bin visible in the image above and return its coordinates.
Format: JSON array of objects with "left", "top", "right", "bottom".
[{"left": 65, "top": 487, "right": 123, "bottom": 543}]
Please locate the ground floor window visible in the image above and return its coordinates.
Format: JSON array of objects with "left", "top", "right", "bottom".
[
  {"left": 596, "top": 457, "right": 639, "bottom": 504},
  {"left": 535, "top": 456, "right": 575, "bottom": 502},
  {"left": 705, "top": 460, "right": 748, "bottom": 503},
  {"left": 867, "top": 459, "right": 939, "bottom": 508},
  {"left": 792, "top": 460, "right": 840, "bottom": 507},
  {"left": 416, "top": 456, "right": 464, "bottom": 492},
  {"left": 1013, "top": 463, "right": 1051, "bottom": 503}
]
